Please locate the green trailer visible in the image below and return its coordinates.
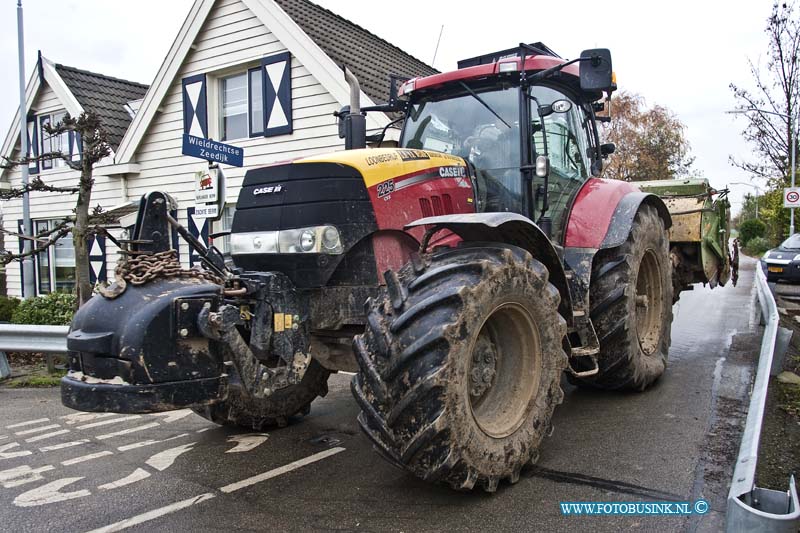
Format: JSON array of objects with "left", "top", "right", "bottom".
[{"left": 636, "top": 178, "right": 737, "bottom": 297}]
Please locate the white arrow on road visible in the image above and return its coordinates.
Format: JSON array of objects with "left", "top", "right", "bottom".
[
  {"left": 98, "top": 468, "right": 151, "bottom": 491},
  {"left": 145, "top": 443, "right": 195, "bottom": 471},
  {"left": 225, "top": 434, "right": 269, "bottom": 454},
  {"left": 14, "top": 477, "right": 90, "bottom": 507},
  {"left": 0, "top": 442, "right": 32, "bottom": 460}
]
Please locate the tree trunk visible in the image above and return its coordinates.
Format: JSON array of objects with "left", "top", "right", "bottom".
[{"left": 73, "top": 161, "right": 93, "bottom": 306}]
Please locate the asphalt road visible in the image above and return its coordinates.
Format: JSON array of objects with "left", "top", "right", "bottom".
[{"left": 0, "top": 257, "right": 761, "bottom": 533}]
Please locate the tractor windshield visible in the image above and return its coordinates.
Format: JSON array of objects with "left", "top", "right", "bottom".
[{"left": 401, "top": 85, "right": 525, "bottom": 212}]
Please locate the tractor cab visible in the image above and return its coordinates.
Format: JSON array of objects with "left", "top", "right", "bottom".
[{"left": 395, "top": 43, "right": 616, "bottom": 242}]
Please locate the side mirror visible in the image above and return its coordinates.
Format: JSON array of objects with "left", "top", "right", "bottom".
[
  {"left": 579, "top": 49, "right": 614, "bottom": 93},
  {"left": 600, "top": 142, "right": 616, "bottom": 158}
]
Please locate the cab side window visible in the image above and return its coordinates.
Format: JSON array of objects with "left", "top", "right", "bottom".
[{"left": 530, "top": 86, "right": 592, "bottom": 242}]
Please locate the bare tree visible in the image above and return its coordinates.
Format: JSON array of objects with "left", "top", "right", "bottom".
[
  {"left": 1, "top": 111, "right": 111, "bottom": 305},
  {"left": 730, "top": 1, "right": 800, "bottom": 185}
]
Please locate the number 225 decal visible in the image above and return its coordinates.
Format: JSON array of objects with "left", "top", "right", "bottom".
[{"left": 377, "top": 179, "right": 395, "bottom": 199}]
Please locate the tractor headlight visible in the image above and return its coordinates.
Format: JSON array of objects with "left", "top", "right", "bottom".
[{"left": 231, "top": 226, "right": 343, "bottom": 255}]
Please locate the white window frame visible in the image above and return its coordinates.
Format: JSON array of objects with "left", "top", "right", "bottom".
[
  {"left": 214, "top": 62, "right": 264, "bottom": 142},
  {"left": 34, "top": 219, "right": 76, "bottom": 294},
  {"left": 39, "top": 110, "right": 70, "bottom": 171}
]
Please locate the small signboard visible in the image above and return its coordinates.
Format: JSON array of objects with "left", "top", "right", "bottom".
[
  {"left": 182, "top": 134, "right": 244, "bottom": 167},
  {"left": 193, "top": 204, "right": 219, "bottom": 219},
  {"left": 785, "top": 187, "right": 800, "bottom": 208},
  {"left": 195, "top": 168, "right": 218, "bottom": 203}
]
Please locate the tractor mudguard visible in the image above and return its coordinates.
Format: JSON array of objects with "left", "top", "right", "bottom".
[
  {"left": 565, "top": 178, "right": 671, "bottom": 251},
  {"left": 599, "top": 192, "right": 672, "bottom": 250},
  {"left": 405, "top": 213, "right": 571, "bottom": 322}
]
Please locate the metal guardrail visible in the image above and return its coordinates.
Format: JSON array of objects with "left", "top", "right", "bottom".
[
  {"left": 726, "top": 266, "right": 800, "bottom": 531},
  {"left": 0, "top": 324, "right": 69, "bottom": 354}
]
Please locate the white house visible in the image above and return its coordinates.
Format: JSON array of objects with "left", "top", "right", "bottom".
[
  {"left": 0, "top": 56, "right": 149, "bottom": 296},
  {"left": 0, "top": 0, "right": 436, "bottom": 297}
]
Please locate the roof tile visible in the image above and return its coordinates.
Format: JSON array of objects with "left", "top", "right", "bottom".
[
  {"left": 54, "top": 64, "right": 149, "bottom": 150},
  {"left": 273, "top": 0, "right": 438, "bottom": 104}
]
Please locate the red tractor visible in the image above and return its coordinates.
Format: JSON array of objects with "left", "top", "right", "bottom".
[{"left": 63, "top": 44, "right": 705, "bottom": 492}]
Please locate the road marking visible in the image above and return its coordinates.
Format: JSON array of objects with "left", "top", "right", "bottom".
[
  {"left": 14, "top": 477, "right": 90, "bottom": 507},
  {"left": 77, "top": 416, "right": 141, "bottom": 430},
  {"left": 0, "top": 442, "right": 32, "bottom": 460},
  {"left": 85, "top": 493, "right": 216, "bottom": 533},
  {"left": 84, "top": 447, "right": 346, "bottom": 533},
  {"left": 40, "top": 440, "right": 90, "bottom": 452},
  {"left": 149, "top": 410, "right": 193, "bottom": 423},
  {"left": 220, "top": 447, "right": 345, "bottom": 493},
  {"left": 15, "top": 424, "right": 61, "bottom": 436},
  {"left": 117, "top": 433, "right": 189, "bottom": 452},
  {"left": 62, "top": 451, "right": 114, "bottom": 466},
  {"left": 6, "top": 418, "right": 49, "bottom": 429},
  {"left": 61, "top": 413, "right": 117, "bottom": 425},
  {"left": 96, "top": 422, "right": 160, "bottom": 440},
  {"left": 0, "top": 435, "right": 8, "bottom": 440},
  {"left": 196, "top": 427, "right": 212, "bottom": 433},
  {"left": 0, "top": 465, "right": 55, "bottom": 488},
  {"left": 98, "top": 468, "right": 151, "bottom": 491},
  {"left": 225, "top": 434, "right": 269, "bottom": 454},
  {"left": 25, "top": 429, "right": 70, "bottom": 443},
  {"left": 145, "top": 443, "right": 195, "bottom": 471}
]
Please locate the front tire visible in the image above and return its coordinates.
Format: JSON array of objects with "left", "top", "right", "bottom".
[
  {"left": 352, "top": 244, "right": 567, "bottom": 492},
  {"left": 578, "top": 204, "right": 672, "bottom": 391}
]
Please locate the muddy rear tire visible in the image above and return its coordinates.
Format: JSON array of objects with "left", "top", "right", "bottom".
[
  {"left": 352, "top": 243, "right": 567, "bottom": 492},
  {"left": 576, "top": 204, "right": 672, "bottom": 391},
  {"left": 192, "top": 360, "right": 330, "bottom": 430}
]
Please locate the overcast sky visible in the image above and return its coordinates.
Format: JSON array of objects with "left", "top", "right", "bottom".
[{"left": 0, "top": 0, "right": 772, "bottom": 213}]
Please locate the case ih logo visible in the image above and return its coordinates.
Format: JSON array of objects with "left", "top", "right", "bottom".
[
  {"left": 253, "top": 185, "right": 284, "bottom": 195},
  {"left": 439, "top": 166, "right": 466, "bottom": 178}
]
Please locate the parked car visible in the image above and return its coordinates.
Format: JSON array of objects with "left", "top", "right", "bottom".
[{"left": 762, "top": 233, "right": 800, "bottom": 281}]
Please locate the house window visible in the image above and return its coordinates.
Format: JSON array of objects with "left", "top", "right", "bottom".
[
  {"left": 35, "top": 219, "right": 75, "bottom": 294},
  {"left": 39, "top": 111, "right": 69, "bottom": 170},
  {"left": 220, "top": 68, "right": 263, "bottom": 140}
]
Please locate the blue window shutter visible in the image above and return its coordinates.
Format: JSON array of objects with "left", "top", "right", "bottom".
[
  {"left": 186, "top": 207, "right": 209, "bottom": 267},
  {"left": 69, "top": 131, "right": 82, "bottom": 164},
  {"left": 39, "top": 116, "right": 52, "bottom": 170},
  {"left": 26, "top": 118, "right": 39, "bottom": 174},
  {"left": 261, "top": 52, "right": 292, "bottom": 137},
  {"left": 182, "top": 74, "right": 208, "bottom": 138},
  {"left": 87, "top": 234, "right": 106, "bottom": 284}
]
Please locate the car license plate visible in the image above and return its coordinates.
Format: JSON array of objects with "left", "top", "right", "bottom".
[{"left": 768, "top": 266, "right": 784, "bottom": 273}]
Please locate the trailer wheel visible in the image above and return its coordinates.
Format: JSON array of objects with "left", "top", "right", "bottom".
[
  {"left": 352, "top": 244, "right": 567, "bottom": 492},
  {"left": 577, "top": 204, "right": 672, "bottom": 391},
  {"left": 192, "top": 360, "right": 330, "bottom": 430}
]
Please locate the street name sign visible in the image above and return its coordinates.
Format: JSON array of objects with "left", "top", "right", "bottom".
[{"left": 182, "top": 134, "right": 244, "bottom": 167}]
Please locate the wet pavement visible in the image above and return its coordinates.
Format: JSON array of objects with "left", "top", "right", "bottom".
[{"left": 0, "top": 257, "right": 761, "bottom": 532}]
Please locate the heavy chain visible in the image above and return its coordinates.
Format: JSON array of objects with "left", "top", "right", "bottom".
[{"left": 99, "top": 249, "right": 223, "bottom": 299}]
